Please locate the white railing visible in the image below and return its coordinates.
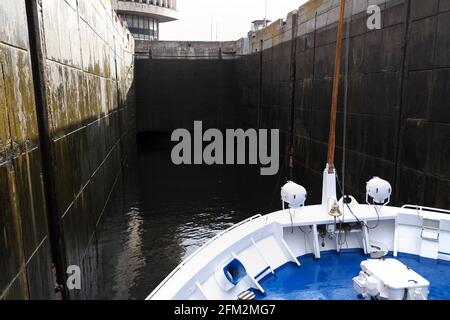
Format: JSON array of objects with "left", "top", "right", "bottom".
[
  {"left": 147, "top": 214, "right": 263, "bottom": 299},
  {"left": 402, "top": 205, "right": 450, "bottom": 215}
]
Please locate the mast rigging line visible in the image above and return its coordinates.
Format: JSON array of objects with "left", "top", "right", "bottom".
[{"left": 341, "top": 0, "right": 353, "bottom": 225}]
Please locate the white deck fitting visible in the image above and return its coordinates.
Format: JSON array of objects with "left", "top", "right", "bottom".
[
  {"left": 148, "top": 204, "right": 450, "bottom": 300},
  {"left": 355, "top": 259, "right": 430, "bottom": 300},
  {"left": 250, "top": 238, "right": 275, "bottom": 275},
  {"left": 195, "top": 282, "right": 208, "bottom": 300}
]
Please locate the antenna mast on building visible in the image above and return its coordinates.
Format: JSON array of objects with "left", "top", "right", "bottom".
[
  {"left": 264, "top": 0, "right": 268, "bottom": 27},
  {"left": 211, "top": 13, "right": 213, "bottom": 41}
]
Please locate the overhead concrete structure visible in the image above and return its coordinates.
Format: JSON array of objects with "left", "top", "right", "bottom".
[{"left": 112, "top": 0, "right": 178, "bottom": 41}]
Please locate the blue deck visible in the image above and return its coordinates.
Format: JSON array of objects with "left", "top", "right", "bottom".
[{"left": 254, "top": 251, "right": 450, "bottom": 300}]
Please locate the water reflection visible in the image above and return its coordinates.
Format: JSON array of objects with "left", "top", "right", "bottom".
[
  {"left": 111, "top": 206, "right": 145, "bottom": 298},
  {"left": 96, "top": 133, "right": 285, "bottom": 300}
]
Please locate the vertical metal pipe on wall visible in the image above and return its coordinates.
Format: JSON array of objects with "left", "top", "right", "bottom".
[
  {"left": 25, "top": 0, "right": 68, "bottom": 299},
  {"left": 288, "top": 12, "right": 299, "bottom": 180},
  {"left": 394, "top": 0, "right": 412, "bottom": 205}
]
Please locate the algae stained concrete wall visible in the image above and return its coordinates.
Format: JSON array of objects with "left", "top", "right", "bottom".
[
  {"left": 0, "top": 0, "right": 54, "bottom": 300},
  {"left": 36, "top": 0, "right": 134, "bottom": 299},
  {"left": 0, "top": 0, "right": 135, "bottom": 300}
]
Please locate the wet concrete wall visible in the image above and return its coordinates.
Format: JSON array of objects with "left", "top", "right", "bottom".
[
  {"left": 36, "top": 0, "right": 135, "bottom": 300},
  {"left": 0, "top": 0, "right": 134, "bottom": 299},
  {"left": 135, "top": 59, "right": 238, "bottom": 132},
  {"left": 237, "top": 40, "right": 293, "bottom": 174},
  {"left": 238, "top": 0, "right": 450, "bottom": 208},
  {"left": 398, "top": 0, "right": 450, "bottom": 208},
  {"left": 137, "top": 0, "right": 449, "bottom": 209},
  {"left": 0, "top": 0, "right": 54, "bottom": 300}
]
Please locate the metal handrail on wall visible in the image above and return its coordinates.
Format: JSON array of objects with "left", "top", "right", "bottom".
[{"left": 147, "top": 214, "right": 263, "bottom": 299}]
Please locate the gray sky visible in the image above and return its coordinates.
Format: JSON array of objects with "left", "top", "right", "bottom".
[{"left": 159, "top": 0, "right": 309, "bottom": 41}]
